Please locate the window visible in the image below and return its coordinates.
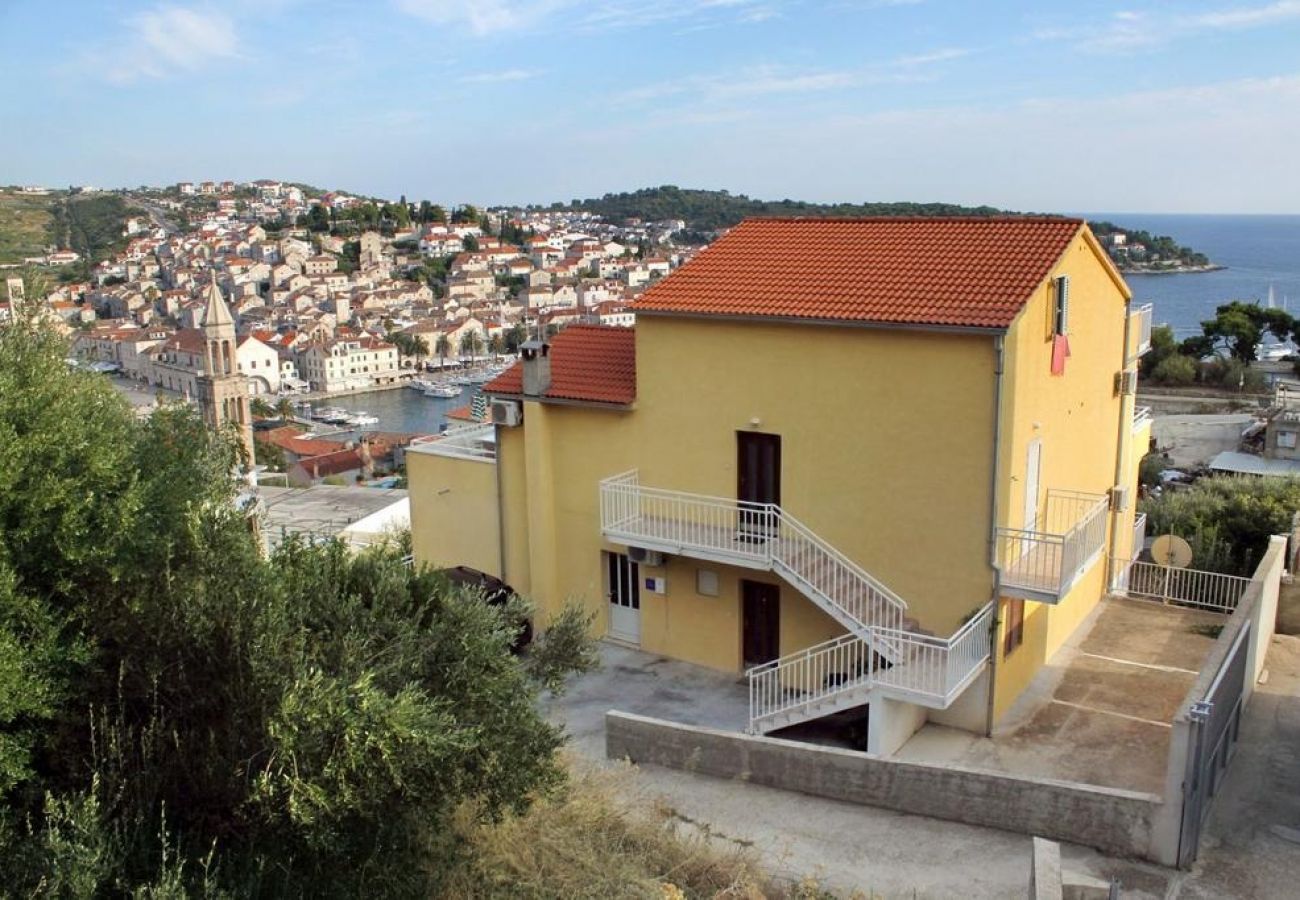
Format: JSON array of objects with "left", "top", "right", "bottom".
[
  {"left": 1004, "top": 597, "right": 1025, "bottom": 656},
  {"left": 1052, "top": 275, "right": 1070, "bottom": 336},
  {"left": 1280, "top": 430, "right": 1298, "bottom": 449}
]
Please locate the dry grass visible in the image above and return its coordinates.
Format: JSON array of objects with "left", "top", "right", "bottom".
[
  {"left": 441, "top": 759, "right": 845, "bottom": 900},
  {"left": 0, "top": 190, "right": 56, "bottom": 263}
]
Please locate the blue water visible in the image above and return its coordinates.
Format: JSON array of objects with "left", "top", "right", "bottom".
[
  {"left": 1082, "top": 214, "right": 1300, "bottom": 338},
  {"left": 308, "top": 384, "right": 483, "bottom": 437}
]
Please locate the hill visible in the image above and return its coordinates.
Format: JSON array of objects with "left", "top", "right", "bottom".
[
  {"left": 551, "top": 185, "right": 1003, "bottom": 234},
  {"left": 0, "top": 189, "right": 59, "bottom": 264},
  {"left": 547, "top": 186, "right": 1214, "bottom": 271}
]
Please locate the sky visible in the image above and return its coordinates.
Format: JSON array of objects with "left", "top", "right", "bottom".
[{"left": 2, "top": 0, "right": 1299, "bottom": 213}]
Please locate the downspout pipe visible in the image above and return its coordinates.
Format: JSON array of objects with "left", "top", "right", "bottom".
[
  {"left": 1109, "top": 302, "right": 1135, "bottom": 582},
  {"left": 495, "top": 422, "right": 508, "bottom": 580},
  {"left": 985, "top": 334, "right": 1007, "bottom": 738}
]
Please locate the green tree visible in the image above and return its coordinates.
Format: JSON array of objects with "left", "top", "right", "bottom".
[
  {"left": 460, "top": 330, "right": 484, "bottom": 360},
  {"left": 251, "top": 396, "right": 275, "bottom": 418},
  {"left": 435, "top": 333, "right": 451, "bottom": 370},
  {"left": 0, "top": 323, "right": 596, "bottom": 896},
  {"left": 1141, "top": 475, "right": 1300, "bottom": 575},
  {"left": 276, "top": 397, "right": 297, "bottom": 421},
  {"left": 463, "top": 234, "right": 480, "bottom": 253},
  {"left": 1198, "top": 301, "right": 1293, "bottom": 363}
]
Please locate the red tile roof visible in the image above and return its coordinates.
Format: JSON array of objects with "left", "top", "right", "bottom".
[
  {"left": 633, "top": 216, "right": 1091, "bottom": 329},
  {"left": 485, "top": 325, "right": 636, "bottom": 406}
]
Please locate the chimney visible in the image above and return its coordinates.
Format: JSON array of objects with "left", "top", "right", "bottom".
[{"left": 521, "top": 339, "right": 551, "bottom": 397}]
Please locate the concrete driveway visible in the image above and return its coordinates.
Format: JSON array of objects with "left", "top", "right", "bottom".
[
  {"left": 897, "top": 597, "right": 1224, "bottom": 795},
  {"left": 545, "top": 642, "right": 1176, "bottom": 897}
]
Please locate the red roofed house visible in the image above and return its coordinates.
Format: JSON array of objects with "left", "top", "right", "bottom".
[{"left": 408, "top": 217, "right": 1154, "bottom": 755}]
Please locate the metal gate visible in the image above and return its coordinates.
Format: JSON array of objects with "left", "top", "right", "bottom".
[{"left": 1177, "top": 619, "right": 1250, "bottom": 867}]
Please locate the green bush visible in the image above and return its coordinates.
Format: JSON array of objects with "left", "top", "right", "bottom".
[
  {"left": 0, "top": 324, "right": 596, "bottom": 896},
  {"left": 1151, "top": 353, "right": 1198, "bottom": 385},
  {"left": 1204, "top": 356, "right": 1266, "bottom": 392},
  {"left": 1140, "top": 475, "right": 1300, "bottom": 575}
]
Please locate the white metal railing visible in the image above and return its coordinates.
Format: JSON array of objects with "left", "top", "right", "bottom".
[
  {"left": 747, "top": 602, "right": 995, "bottom": 729},
  {"left": 996, "top": 490, "right": 1109, "bottom": 599},
  {"left": 1133, "top": 406, "right": 1152, "bottom": 432},
  {"left": 1130, "top": 303, "right": 1154, "bottom": 360},
  {"left": 873, "top": 603, "right": 995, "bottom": 702},
  {"left": 599, "top": 471, "right": 907, "bottom": 634},
  {"left": 600, "top": 471, "right": 995, "bottom": 727},
  {"left": 1132, "top": 512, "right": 1148, "bottom": 558},
  {"left": 748, "top": 633, "right": 875, "bottom": 727},
  {"left": 1113, "top": 559, "right": 1251, "bottom": 613},
  {"left": 407, "top": 423, "right": 496, "bottom": 462}
]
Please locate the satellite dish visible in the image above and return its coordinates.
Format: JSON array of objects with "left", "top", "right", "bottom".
[{"left": 1151, "top": 534, "right": 1193, "bottom": 568}]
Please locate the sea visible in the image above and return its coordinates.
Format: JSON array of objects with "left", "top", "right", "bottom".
[
  {"left": 318, "top": 214, "right": 1300, "bottom": 436},
  {"left": 310, "top": 380, "right": 486, "bottom": 438},
  {"left": 1082, "top": 214, "right": 1300, "bottom": 339}
]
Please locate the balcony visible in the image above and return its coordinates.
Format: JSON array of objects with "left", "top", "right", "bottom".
[
  {"left": 1128, "top": 303, "right": 1154, "bottom": 361},
  {"left": 407, "top": 423, "right": 496, "bottom": 463},
  {"left": 1133, "top": 405, "right": 1153, "bottom": 433},
  {"left": 995, "top": 489, "right": 1110, "bottom": 602}
]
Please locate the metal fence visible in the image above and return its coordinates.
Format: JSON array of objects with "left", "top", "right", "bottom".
[{"left": 1111, "top": 558, "right": 1252, "bottom": 613}]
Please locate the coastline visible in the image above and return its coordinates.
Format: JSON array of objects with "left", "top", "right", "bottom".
[{"left": 1119, "top": 263, "right": 1226, "bottom": 276}]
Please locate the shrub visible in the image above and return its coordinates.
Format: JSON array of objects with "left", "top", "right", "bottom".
[
  {"left": 1140, "top": 475, "right": 1300, "bottom": 575},
  {"left": 1151, "top": 353, "right": 1198, "bottom": 386},
  {"left": 1204, "top": 357, "right": 1266, "bottom": 392}
]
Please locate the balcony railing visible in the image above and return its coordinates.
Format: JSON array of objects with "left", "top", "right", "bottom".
[
  {"left": 1129, "top": 303, "right": 1154, "bottom": 361},
  {"left": 1133, "top": 405, "right": 1152, "bottom": 432},
  {"left": 599, "top": 470, "right": 908, "bottom": 636},
  {"left": 407, "top": 423, "right": 496, "bottom": 463},
  {"left": 996, "top": 489, "right": 1110, "bottom": 601}
]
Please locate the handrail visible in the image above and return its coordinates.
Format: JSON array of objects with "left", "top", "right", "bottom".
[
  {"left": 748, "top": 601, "right": 995, "bottom": 726},
  {"left": 777, "top": 508, "right": 909, "bottom": 614},
  {"left": 599, "top": 471, "right": 910, "bottom": 631}
]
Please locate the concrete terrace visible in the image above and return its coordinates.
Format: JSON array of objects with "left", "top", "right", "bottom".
[{"left": 896, "top": 596, "right": 1225, "bottom": 794}]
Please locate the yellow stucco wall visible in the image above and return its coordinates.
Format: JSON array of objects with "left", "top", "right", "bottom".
[
  {"left": 991, "top": 231, "right": 1132, "bottom": 719},
  {"left": 407, "top": 448, "right": 501, "bottom": 577},
  {"left": 632, "top": 316, "right": 999, "bottom": 637},
  {"left": 408, "top": 225, "right": 1139, "bottom": 718}
]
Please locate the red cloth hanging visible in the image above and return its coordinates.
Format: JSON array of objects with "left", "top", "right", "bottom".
[{"left": 1051, "top": 334, "right": 1071, "bottom": 376}]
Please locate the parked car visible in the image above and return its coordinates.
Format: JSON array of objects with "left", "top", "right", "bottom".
[{"left": 440, "top": 566, "right": 534, "bottom": 652}]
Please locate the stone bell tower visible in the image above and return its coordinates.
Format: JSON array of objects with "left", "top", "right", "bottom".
[{"left": 194, "top": 272, "right": 255, "bottom": 467}]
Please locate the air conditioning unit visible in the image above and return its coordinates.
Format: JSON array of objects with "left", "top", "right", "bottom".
[
  {"left": 491, "top": 399, "right": 522, "bottom": 427},
  {"left": 1114, "top": 370, "right": 1138, "bottom": 396},
  {"left": 627, "top": 546, "right": 665, "bottom": 567},
  {"left": 1110, "top": 485, "right": 1131, "bottom": 511}
]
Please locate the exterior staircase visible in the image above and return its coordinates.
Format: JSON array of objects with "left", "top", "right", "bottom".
[{"left": 599, "top": 471, "right": 994, "bottom": 734}]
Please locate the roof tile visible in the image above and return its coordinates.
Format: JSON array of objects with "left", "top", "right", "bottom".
[
  {"left": 486, "top": 325, "right": 635, "bottom": 405},
  {"left": 633, "top": 216, "right": 1086, "bottom": 329}
]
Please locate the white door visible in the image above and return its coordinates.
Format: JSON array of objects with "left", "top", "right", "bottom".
[
  {"left": 1024, "top": 440, "right": 1042, "bottom": 531},
  {"left": 606, "top": 552, "right": 641, "bottom": 643}
]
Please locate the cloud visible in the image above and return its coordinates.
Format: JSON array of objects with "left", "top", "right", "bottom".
[
  {"left": 1193, "top": 0, "right": 1300, "bottom": 28},
  {"left": 103, "top": 5, "right": 239, "bottom": 83},
  {"left": 457, "top": 68, "right": 543, "bottom": 83},
  {"left": 618, "top": 47, "right": 968, "bottom": 108},
  {"left": 395, "top": 0, "right": 783, "bottom": 36},
  {"left": 393, "top": 0, "right": 559, "bottom": 36},
  {"left": 1043, "top": 1, "right": 1300, "bottom": 54}
]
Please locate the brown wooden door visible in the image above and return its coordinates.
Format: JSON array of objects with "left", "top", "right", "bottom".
[
  {"left": 742, "top": 580, "right": 781, "bottom": 668},
  {"left": 737, "top": 431, "right": 780, "bottom": 537}
]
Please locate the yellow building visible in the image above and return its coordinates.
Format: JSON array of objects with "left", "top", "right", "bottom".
[{"left": 408, "top": 217, "right": 1154, "bottom": 753}]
